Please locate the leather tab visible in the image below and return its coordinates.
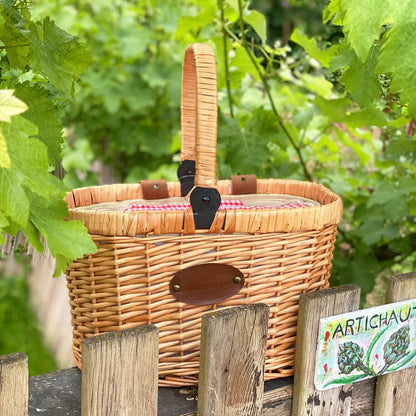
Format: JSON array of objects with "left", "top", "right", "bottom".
[
  {"left": 170, "top": 263, "right": 245, "bottom": 305},
  {"left": 231, "top": 174, "right": 257, "bottom": 195},
  {"left": 139, "top": 180, "right": 169, "bottom": 200},
  {"left": 177, "top": 160, "right": 195, "bottom": 196},
  {"left": 190, "top": 187, "right": 221, "bottom": 229}
]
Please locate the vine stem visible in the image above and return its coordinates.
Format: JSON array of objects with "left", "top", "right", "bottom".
[
  {"left": 218, "top": 0, "right": 234, "bottom": 118},
  {"left": 236, "top": 0, "right": 312, "bottom": 181}
]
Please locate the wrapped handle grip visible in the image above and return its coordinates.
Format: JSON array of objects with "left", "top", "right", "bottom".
[{"left": 181, "top": 43, "right": 218, "bottom": 189}]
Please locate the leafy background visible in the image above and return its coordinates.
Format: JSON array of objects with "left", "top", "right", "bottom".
[{"left": 0, "top": 0, "right": 415, "bottom": 372}]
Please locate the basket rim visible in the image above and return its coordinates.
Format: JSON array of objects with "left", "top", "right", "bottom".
[{"left": 65, "top": 178, "right": 342, "bottom": 236}]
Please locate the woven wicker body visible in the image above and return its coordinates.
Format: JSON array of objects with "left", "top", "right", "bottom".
[{"left": 65, "top": 44, "right": 342, "bottom": 387}]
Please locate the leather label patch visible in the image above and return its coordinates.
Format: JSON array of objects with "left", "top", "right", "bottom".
[{"left": 170, "top": 263, "right": 245, "bottom": 305}]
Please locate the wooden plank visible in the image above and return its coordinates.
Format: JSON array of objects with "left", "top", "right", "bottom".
[
  {"left": 0, "top": 352, "right": 28, "bottom": 416},
  {"left": 27, "top": 367, "right": 376, "bottom": 416},
  {"left": 374, "top": 272, "right": 416, "bottom": 416},
  {"left": 197, "top": 304, "right": 269, "bottom": 415},
  {"left": 81, "top": 325, "right": 159, "bottom": 416},
  {"left": 291, "top": 285, "right": 361, "bottom": 416}
]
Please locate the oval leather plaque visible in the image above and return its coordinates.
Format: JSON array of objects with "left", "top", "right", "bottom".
[{"left": 170, "top": 263, "right": 245, "bottom": 305}]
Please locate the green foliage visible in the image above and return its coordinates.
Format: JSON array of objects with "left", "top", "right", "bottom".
[
  {"left": 27, "top": 0, "right": 416, "bottom": 301},
  {"left": 325, "top": 0, "right": 416, "bottom": 116},
  {"left": 0, "top": 274, "right": 57, "bottom": 376},
  {"left": 0, "top": 1, "right": 97, "bottom": 275}
]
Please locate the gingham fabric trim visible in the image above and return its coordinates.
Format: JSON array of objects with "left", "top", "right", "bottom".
[{"left": 124, "top": 200, "right": 314, "bottom": 212}]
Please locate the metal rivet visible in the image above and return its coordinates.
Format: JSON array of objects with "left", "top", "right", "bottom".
[
  {"left": 201, "top": 196, "right": 210, "bottom": 205},
  {"left": 172, "top": 284, "right": 181, "bottom": 292},
  {"left": 153, "top": 183, "right": 160, "bottom": 190},
  {"left": 232, "top": 276, "right": 242, "bottom": 284}
]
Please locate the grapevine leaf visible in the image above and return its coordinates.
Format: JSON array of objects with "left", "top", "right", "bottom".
[
  {"left": 27, "top": 191, "right": 97, "bottom": 277},
  {"left": 0, "top": 129, "right": 11, "bottom": 168},
  {"left": 229, "top": 44, "right": 262, "bottom": 84},
  {"left": 0, "top": 211, "right": 8, "bottom": 244},
  {"left": 340, "top": 46, "right": 381, "bottom": 108},
  {"left": 243, "top": 10, "right": 266, "bottom": 44},
  {"left": 0, "top": 89, "right": 28, "bottom": 122},
  {"left": 28, "top": 17, "right": 92, "bottom": 95},
  {"left": 0, "top": 0, "right": 13, "bottom": 14},
  {"left": 376, "top": 19, "right": 416, "bottom": 118},
  {"left": 338, "top": 0, "right": 389, "bottom": 61},
  {"left": 22, "top": 220, "right": 43, "bottom": 254},
  {"left": 300, "top": 73, "right": 333, "bottom": 99},
  {"left": 218, "top": 109, "right": 278, "bottom": 174},
  {"left": 315, "top": 97, "right": 388, "bottom": 127},
  {"left": 0, "top": 13, "right": 30, "bottom": 69},
  {"left": 0, "top": 167, "right": 29, "bottom": 227},
  {"left": 290, "top": 29, "right": 340, "bottom": 68},
  {"left": 1, "top": 115, "right": 58, "bottom": 199},
  {"left": 14, "top": 82, "right": 64, "bottom": 167}
]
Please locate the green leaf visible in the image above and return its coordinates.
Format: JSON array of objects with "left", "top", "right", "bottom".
[
  {"left": 0, "top": 0, "right": 14, "bottom": 14},
  {"left": 0, "top": 167, "right": 29, "bottom": 227},
  {"left": 290, "top": 29, "right": 340, "bottom": 68},
  {"left": 315, "top": 97, "right": 388, "bottom": 127},
  {"left": 340, "top": 46, "right": 381, "bottom": 108},
  {"left": 358, "top": 217, "right": 384, "bottom": 245},
  {"left": 300, "top": 73, "right": 333, "bottom": 99},
  {"left": 377, "top": 19, "right": 416, "bottom": 118},
  {"left": 338, "top": 0, "right": 389, "bottom": 61},
  {"left": 218, "top": 109, "right": 279, "bottom": 174},
  {"left": 14, "top": 82, "right": 64, "bottom": 167},
  {"left": 22, "top": 220, "right": 43, "bottom": 254},
  {"left": 1, "top": 115, "right": 58, "bottom": 199},
  {"left": 243, "top": 10, "right": 266, "bottom": 44},
  {"left": 0, "top": 129, "right": 11, "bottom": 168},
  {"left": 28, "top": 17, "right": 91, "bottom": 95},
  {"left": 27, "top": 191, "right": 97, "bottom": 277},
  {"left": 0, "top": 13, "right": 31, "bottom": 69},
  {"left": 0, "top": 89, "right": 28, "bottom": 122},
  {"left": 229, "top": 44, "right": 262, "bottom": 84}
]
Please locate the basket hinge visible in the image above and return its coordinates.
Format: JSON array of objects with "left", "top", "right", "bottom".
[
  {"left": 177, "top": 160, "right": 196, "bottom": 196},
  {"left": 139, "top": 179, "right": 169, "bottom": 199},
  {"left": 190, "top": 187, "right": 221, "bottom": 229},
  {"left": 231, "top": 174, "right": 257, "bottom": 195}
]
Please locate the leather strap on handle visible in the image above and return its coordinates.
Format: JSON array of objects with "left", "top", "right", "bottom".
[{"left": 181, "top": 43, "right": 218, "bottom": 188}]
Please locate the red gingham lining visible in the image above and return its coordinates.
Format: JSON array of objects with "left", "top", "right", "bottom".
[{"left": 124, "top": 200, "right": 313, "bottom": 212}]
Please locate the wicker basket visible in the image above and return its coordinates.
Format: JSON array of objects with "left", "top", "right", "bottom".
[{"left": 65, "top": 43, "right": 342, "bottom": 387}]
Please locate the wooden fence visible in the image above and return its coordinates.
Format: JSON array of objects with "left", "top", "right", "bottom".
[{"left": 1, "top": 273, "right": 415, "bottom": 416}]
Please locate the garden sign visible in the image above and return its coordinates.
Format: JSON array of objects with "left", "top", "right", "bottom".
[{"left": 315, "top": 298, "right": 416, "bottom": 390}]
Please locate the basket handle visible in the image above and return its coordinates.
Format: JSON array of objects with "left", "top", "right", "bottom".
[{"left": 180, "top": 43, "right": 218, "bottom": 189}]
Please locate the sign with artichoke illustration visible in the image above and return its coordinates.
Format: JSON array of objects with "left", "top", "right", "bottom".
[{"left": 315, "top": 298, "right": 416, "bottom": 390}]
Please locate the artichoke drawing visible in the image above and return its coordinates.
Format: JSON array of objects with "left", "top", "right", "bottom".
[
  {"left": 380, "top": 326, "right": 410, "bottom": 373},
  {"left": 338, "top": 342, "right": 366, "bottom": 374}
]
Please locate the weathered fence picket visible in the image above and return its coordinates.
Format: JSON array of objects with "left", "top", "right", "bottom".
[
  {"left": 374, "top": 272, "right": 416, "bottom": 416},
  {"left": 198, "top": 304, "right": 269, "bottom": 415},
  {"left": 291, "top": 285, "right": 361, "bottom": 416},
  {"left": 81, "top": 325, "right": 159, "bottom": 416},
  {"left": 0, "top": 352, "right": 28, "bottom": 416},
  {"left": 1, "top": 274, "right": 416, "bottom": 415}
]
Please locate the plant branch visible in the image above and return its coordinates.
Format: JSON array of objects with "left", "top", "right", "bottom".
[
  {"left": 236, "top": 0, "right": 312, "bottom": 181},
  {"left": 0, "top": 44, "right": 30, "bottom": 49},
  {"left": 218, "top": 0, "right": 234, "bottom": 118}
]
